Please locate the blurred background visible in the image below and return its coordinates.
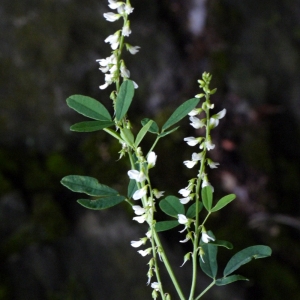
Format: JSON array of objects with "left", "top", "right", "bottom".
[{"left": 1, "top": 0, "right": 300, "bottom": 299}]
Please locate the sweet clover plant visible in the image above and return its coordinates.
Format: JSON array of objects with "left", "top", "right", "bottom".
[{"left": 61, "top": 1, "right": 271, "bottom": 299}]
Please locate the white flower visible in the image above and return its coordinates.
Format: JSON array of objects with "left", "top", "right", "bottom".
[
  {"left": 207, "top": 159, "right": 219, "bottom": 169},
  {"left": 132, "top": 205, "right": 145, "bottom": 215},
  {"left": 183, "top": 160, "right": 197, "bottom": 168},
  {"left": 178, "top": 188, "right": 190, "bottom": 198},
  {"left": 127, "top": 170, "right": 146, "bottom": 182},
  {"left": 103, "top": 12, "right": 121, "bottom": 22},
  {"left": 126, "top": 44, "right": 140, "bottom": 54},
  {"left": 120, "top": 63, "right": 130, "bottom": 78},
  {"left": 133, "top": 186, "right": 147, "bottom": 200},
  {"left": 188, "top": 108, "right": 201, "bottom": 116},
  {"left": 201, "top": 232, "right": 215, "bottom": 243},
  {"left": 131, "top": 240, "right": 144, "bottom": 248},
  {"left": 147, "top": 151, "right": 157, "bottom": 168},
  {"left": 104, "top": 31, "right": 120, "bottom": 50},
  {"left": 179, "top": 235, "right": 191, "bottom": 243},
  {"left": 122, "top": 20, "right": 131, "bottom": 36},
  {"left": 200, "top": 140, "right": 215, "bottom": 151},
  {"left": 153, "top": 189, "right": 164, "bottom": 199},
  {"left": 133, "top": 214, "right": 147, "bottom": 223},
  {"left": 124, "top": 3, "right": 134, "bottom": 14},
  {"left": 151, "top": 282, "right": 160, "bottom": 291},
  {"left": 145, "top": 230, "right": 151, "bottom": 238},
  {"left": 138, "top": 248, "right": 151, "bottom": 257},
  {"left": 178, "top": 214, "right": 188, "bottom": 225},
  {"left": 209, "top": 109, "right": 226, "bottom": 129},
  {"left": 192, "top": 152, "right": 203, "bottom": 161},
  {"left": 215, "top": 108, "right": 226, "bottom": 119},
  {"left": 180, "top": 252, "right": 191, "bottom": 267},
  {"left": 179, "top": 197, "right": 191, "bottom": 204},
  {"left": 184, "top": 137, "right": 200, "bottom": 146},
  {"left": 189, "top": 116, "right": 206, "bottom": 129},
  {"left": 108, "top": 0, "right": 123, "bottom": 10}
]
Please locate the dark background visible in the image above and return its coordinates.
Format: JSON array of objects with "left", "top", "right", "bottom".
[{"left": 1, "top": 0, "right": 300, "bottom": 299}]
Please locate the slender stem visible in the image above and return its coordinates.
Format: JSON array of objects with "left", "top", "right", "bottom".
[
  {"left": 153, "top": 231, "right": 186, "bottom": 300},
  {"left": 194, "top": 281, "right": 215, "bottom": 300}
]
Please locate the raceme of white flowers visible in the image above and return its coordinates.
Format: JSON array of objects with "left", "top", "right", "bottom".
[{"left": 97, "top": 0, "right": 139, "bottom": 90}]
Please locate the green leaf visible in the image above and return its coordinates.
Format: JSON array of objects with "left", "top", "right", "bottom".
[
  {"left": 120, "top": 128, "right": 134, "bottom": 147},
  {"left": 162, "top": 98, "right": 200, "bottom": 131},
  {"left": 158, "top": 126, "right": 179, "bottom": 137},
  {"left": 116, "top": 80, "right": 135, "bottom": 121},
  {"left": 141, "top": 118, "right": 159, "bottom": 134},
  {"left": 135, "top": 120, "right": 153, "bottom": 147},
  {"left": 77, "top": 195, "right": 125, "bottom": 210},
  {"left": 66, "top": 95, "right": 111, "bottom": 121},
  {"left": 127, "top": 179, "right": 138, "bottom": 198},
  {"left": 223, "top": 245, "right": 272, "bottom": 277},
  {"left": 211, "top": 194, "right": 236, "bottom": 212},
  {"left": 211, "top": 240, "right": 233, "bottom": 250},
  {"left": 61, "top": 175, "right": 118, "bottom": 197},
  {"left": 202, "top": 186, "right": 213, "bottom": 212},
  {"left": 199, "top": 232, "right": 218, "bottom": 279},
  {"left": 186, "top": 202, "right": 203, "bottom": 218},
  {"left": 155, "top": 220, "right": 179, "bottom": 232},
  {"left": 215, "top": 275, "right": 248, "bottom": 286},
  {"left": 70, "top": 120, "right": 114, "bottom": 132},
  {"left": 159, "top": 196, "right": 185, "bottom": 217}
]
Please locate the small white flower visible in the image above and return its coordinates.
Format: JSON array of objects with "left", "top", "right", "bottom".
[
  {"left": 178, "top": 214, "right": 189, "bottom": 233},
  {"left": 122, "top": 20, "right": 131, "bottom": 36},
  {"left": 179, "top": 197, "right": 191, "bottom": 204},
  {"left": 145, "top": 230, "right": 152, "bottom": 238},
  {"left": 133, "top": 186, "right": 147, "bottom": 200},
  {"left": 188, "top": 108, "right": 202, "bottom": 116},
  {"left": 131, "top": 240, "right": 144, "bottom": 248},
  {"left": 215, "top": 108, "right": 226, "bottom": 119},
  {"left": 189, "top": 116, "right": 206, "bottom": 129},
  {"left": 147, "top": 151, "right": 157, "bottom": 168},
  {"left": 126, "top": 44, "right": 140, "bottom": 54},
  {"left": 127, "top": 170, "right": 146, "bottom": 182},
  {"left": 133, "top": 214, "right": 147, "bottom": 223},
  {"left": 103, "top": 12, "right": 121, "bottom": 22},
  {"left": 178, "top": 188, "right": 190, "bottom": 197},
  {"left": 153, "top": 189, "right": 164, "bottom": 199},
  {"left": 151, "top": 282, "right": 160, "bottom": 291},
  {"left": 200, "top": 140, "right": 215, "bottom": 151},
  {"left": 184, "top": 137, "right": 200, "bottom": 146},
  {"left": 124, "top": 3, "right": 134, "bottom": 14},
  {"left": 180, "top": 252, "right": 191, "bottom": 267},
  {"left": 201, "top": 232, "right": 215, "bottom": 243},
  {"left": 201, "top": 178, "right": 214, "bottom": 192},
  {"left": 179, "top": 232, "right": 191, "bottom": 243},
  {"left": 108, "top": 0, "right": 123, "bottom": 10},
  {"left": 178, "top": 214, "right": 188, "bottom": 225},
  {"left": 192, "top": 152, "right": 203, "bottom": 161},
  {"left": 132, "top": 205, "right": 145, "bottom": 215},
  {"left": 104, "top": 31, "right": 120, "bottom": 50},
  {"left": 207, "top": 159, "right": 219, "bottom": 169},
  {"left": 138, "top": 248, "right": 151, "bottom": 256},
  {"left": 183, "top": 160, "right": 197, "bottom": 168},
  {"left": 120, "top": 63, "right": 130, "bottom": 78}
]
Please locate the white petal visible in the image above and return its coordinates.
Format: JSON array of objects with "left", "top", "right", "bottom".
[
  {"left": 131, "top": 240, "right": 144, "bottom": 248},
  {"left": 132, "top": 205, "right": 145, "bottom": 215},
  {"left": 127, "top": 170, "right": 146, "bottom": 182},
  {"left": 133, "top": 187, "right": 147, "bottom": 200},
  {"left": 201, "top": 232, "right": 215, "bottom": 243},
  {"left": 183, "top": 160, "right": 197, "bottom": 168},
  {"left": 179, "top": 197, "right": 191, "bottom": 204},
  {"left": 178, "top": 188, "right": 190, "bottom": 197},
  {"left": 147, "top": 151, "right": 157, "bottom": 167},
  {"left": 178, "top": 214, "right": 188, "bottom": 224},
  {"left": 103, "top": 12, "right": 121, "bottom": 22},
  {"left": 133, "top": 214, "right": 146, "bottom": 223}
]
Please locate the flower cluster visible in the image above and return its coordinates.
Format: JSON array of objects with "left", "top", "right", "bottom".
[{"left": 97, "top": 0, "right": 140, "bottom": 90}]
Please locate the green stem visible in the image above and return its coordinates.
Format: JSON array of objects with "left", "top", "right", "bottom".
[
  {"left": 194, "top": 280, "right": 215, "bottom": 300},
  {"left": 153, "top": 231, "right": 186, "bottom": 300}
]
